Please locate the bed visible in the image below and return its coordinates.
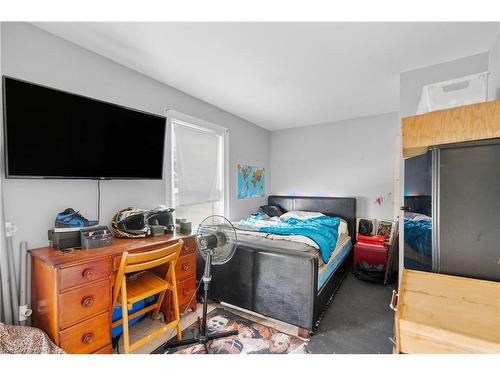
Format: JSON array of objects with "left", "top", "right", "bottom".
[
  {"left": 403, "top": 212, "right": 432, "bottom": 272},
  {"left": 197, "top": 195, "right": 356, "bottom": 335}
]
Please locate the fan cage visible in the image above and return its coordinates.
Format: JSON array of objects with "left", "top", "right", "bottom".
[{"left": 197, "top": 215, "right": 237, "bottom": 265}]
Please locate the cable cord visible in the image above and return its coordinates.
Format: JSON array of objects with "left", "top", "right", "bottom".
[
  {"left": 97, "top": 179, "right": 101, "bottom": 224},
  {"left": 159, "top": 278, "right": 203, "bottom": 351}
]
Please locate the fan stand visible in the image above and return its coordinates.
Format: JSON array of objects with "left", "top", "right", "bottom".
[{"left": 154, "top": 252, "right": 239, "bottom": 354}]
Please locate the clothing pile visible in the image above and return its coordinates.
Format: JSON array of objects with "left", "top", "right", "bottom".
[{"left": 0, "top": 322, "right": 65, "bottom": 354}]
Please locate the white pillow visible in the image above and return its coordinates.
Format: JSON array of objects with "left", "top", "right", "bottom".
[
  {"left": 338, "top": 219, "right": 348, "bottom": 235},
  {"left": 404, "top": 212, "right": 431, "bottom": 221},
  {"left": 279, "top": 210, "right": 324, "bottom": 221}
]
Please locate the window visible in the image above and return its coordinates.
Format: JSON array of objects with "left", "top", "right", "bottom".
[{"left": 167, "top": 111, "right": 227, "bottom": 229}]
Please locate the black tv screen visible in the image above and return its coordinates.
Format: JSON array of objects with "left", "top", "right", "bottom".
[{"left": 2, "top": 76, "right": 166, "bottom": 179}]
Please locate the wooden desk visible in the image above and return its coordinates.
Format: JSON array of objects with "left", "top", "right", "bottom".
[{"left": 30, "top": 232, "right": 197, "bottom": 354}]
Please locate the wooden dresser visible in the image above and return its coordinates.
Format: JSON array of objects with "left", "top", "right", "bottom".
[
  {"left": 30, "top": 232, "right": 198, "bottom": 354},
  {"left": 393, "top": 269, "right": 500, "bottom": 354}
]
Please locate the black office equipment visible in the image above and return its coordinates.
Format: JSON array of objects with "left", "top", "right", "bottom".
[
  {"left": 3, "top": 76, "right": 166, "bottom": 180},
  {"left": 48, "top": 229, "right": 81, "bottom": 250}
]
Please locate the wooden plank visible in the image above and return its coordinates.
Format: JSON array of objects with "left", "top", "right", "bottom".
[
  {"left": 403, "top": 146, "right": 429, "bottom": 158},
  {"left": 400, "top": 320, "right": 499, "bottom": 354},
  {"left": 401, "top": 290, "right": 499, "bottom": 343},
  {"left": 402, "top": 100, "right": 500, "bottom": 158},
  {"left": 396, "top": 269, "right": 500, "bottom": 354}
]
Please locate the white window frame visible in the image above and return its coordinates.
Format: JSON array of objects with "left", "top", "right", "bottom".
[{"left": 165, "top": 109, "right": 229, "bottom": 218}]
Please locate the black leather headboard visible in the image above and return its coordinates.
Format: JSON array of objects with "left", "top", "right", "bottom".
[
  {"left": 404, "top": 195, "right": 431, "bottom": 217},
  {"left": 268, "top": 195, "right": 357, "bottom": 242}
]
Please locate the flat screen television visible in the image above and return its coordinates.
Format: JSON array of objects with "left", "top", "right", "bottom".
[{"left": 2, "top": 76, "right": 166, "bottom": 179}]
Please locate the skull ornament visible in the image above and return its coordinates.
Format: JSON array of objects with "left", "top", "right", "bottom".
[
  {"left": 207, "top": 315, "right": 229, "bottom": 332},
  {"left": 268, "top": 333, "right": 291, "bottom": 353}
]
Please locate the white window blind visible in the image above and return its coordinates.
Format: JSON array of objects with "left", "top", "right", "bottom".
[{"left": 172, "top": 120, "right": 223, "bottom": 207}]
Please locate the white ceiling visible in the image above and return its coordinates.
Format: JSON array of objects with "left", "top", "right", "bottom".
[{"left": 33, "top": 22, "right": 499, "bottom": 131}]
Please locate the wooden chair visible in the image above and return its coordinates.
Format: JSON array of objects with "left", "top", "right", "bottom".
[{"left": 112, "top": 240, "right": 184, "bottom": 354}]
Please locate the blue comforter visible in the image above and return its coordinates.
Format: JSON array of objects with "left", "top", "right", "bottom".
[
  {"left": 404, "top": 219, "right": 432, "bottom": 258},
  {"left": 259, "top": 216, "right": 340, "bottom": 263}
]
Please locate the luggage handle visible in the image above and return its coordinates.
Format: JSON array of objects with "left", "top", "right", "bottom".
[{"left": 389, "top": 290, "right": 398, "bottom": 312}]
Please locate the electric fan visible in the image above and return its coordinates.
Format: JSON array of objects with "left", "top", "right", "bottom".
[{"left": 156, "top": 215, "right": 238, "bottom": 353}]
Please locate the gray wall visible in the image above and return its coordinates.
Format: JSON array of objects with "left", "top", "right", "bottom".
[
  {"left": 1, "top": 22, "right": 270, "bottom": 257},
  {"left": 399, "top": 51, "right": 493, "bottom": 219},
  {"left": 269, "top": 112, "right": 400, "bottom": 219},
  {"left": 400, "top": 52, "right": 490, "bottom": 118},
  {"left": 488, "top": 29, "right": 500, "bottom": 100}
]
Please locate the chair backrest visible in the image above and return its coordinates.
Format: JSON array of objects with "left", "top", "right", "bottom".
[{"left": 112, "top": 239, "right": 184, "bottom": 306}]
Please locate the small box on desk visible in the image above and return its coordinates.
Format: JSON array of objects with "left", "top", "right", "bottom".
[
  {"left": 48, "top": 229, "right": 80, "bottom": 250},
  {"left": 80, "top": 226, "right": 113, "bottom": 249}
]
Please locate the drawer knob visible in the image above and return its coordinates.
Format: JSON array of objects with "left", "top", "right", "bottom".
[
  {"left": 183, "top": 288, "right": 190, "bottom": 296},
  {"left": 82, "top": 268, "right": 94, "bottom": 278},
  {"left": 82, "top": 296, "right": 94, "bottom": 308},
  {"left": 182, "top": 263, "right": 190, "bottom": 271},
  {"left": 82, "top": 332, "right": 94, "bottom": 344}
]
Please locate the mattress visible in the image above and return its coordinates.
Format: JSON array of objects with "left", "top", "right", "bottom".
[{"left": 317, "top": 234, "right": 352, "bottom": 290}]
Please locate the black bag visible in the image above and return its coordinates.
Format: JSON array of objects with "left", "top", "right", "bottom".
[
  {"left": 358, "top": 219, "right": 373, "bottom": 236},
  {"left": 259, "top": 204, "right": 286, "bottom": 217},
  {"left": 353, "top": 260, "right": 385, "bottom": 283}
]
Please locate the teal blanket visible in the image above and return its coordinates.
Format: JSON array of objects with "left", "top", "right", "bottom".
[
  {"left": 260, "top": 216, "right": 340, "bottom": 263},
  {"left": 404, "top": 219, "right": 432, "bottom": 258}
]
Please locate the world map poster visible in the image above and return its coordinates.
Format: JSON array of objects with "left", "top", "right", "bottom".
[{"left": 237, "top": 164, "right": 265, "bottom": 199}]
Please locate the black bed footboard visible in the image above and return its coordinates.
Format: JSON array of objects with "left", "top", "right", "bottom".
[
  {"left": 198, "top": 195, "right": 356, "bottom": 333},
  {"left": 200, "top": 242, "right": 318, "bottom": 330}
]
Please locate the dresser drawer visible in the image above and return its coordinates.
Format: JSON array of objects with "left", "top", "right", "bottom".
[
  {"left": 59, "top": 259, "right": 110, "bottom": 290},
  {"left": 182, "top": 237, "right": 196, "bottom": 255},
  {"left": 93, "top": 345, "right": 113, "bottom": 354},
  {"left": 177, "top": 276, "right": 196, "bottom": 307},
  {"left": 59, "top": 278, "right": 110, "bottom": 329},
  {"left": 175, "top": 253, "right": 196, "bottom": 281},
  {"left": 59, "top": 312, "right": 110, "bottom": 354}
]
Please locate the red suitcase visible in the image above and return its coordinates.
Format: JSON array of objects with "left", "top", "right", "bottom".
[
  {"left": 353, "top": 241, "right": 388, "bottom": 267},
  {"left": 356, "top": 234, "right": 386, "bottom": 245}
]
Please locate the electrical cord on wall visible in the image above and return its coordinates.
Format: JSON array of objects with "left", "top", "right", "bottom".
[{"left": 97, "top": 179, "right": 101, "bottom": 224}]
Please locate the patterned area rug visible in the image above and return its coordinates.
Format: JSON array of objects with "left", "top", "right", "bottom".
[{"left": 162, "top": 308, "right": 306, "bottom": 354}]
